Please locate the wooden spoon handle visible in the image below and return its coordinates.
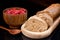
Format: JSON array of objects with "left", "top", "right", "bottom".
[{"left": 0, "top": 26, "right": 9, "bottom": 31}]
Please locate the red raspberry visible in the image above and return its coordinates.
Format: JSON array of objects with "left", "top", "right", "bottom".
[
  {"left": 19, "top": 10, "right": 25, "bottom": 14},
  {"left": 5, "top": 7, "right": 26, "bottom": 15}
]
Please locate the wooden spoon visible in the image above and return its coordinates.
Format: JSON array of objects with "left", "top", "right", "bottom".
[{"left": 0, "top": 26, "right": 21, "bottom": 35}]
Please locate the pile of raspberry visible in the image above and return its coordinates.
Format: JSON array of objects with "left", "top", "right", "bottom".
[{"left": 5, "top": 7, "right": 26, "bottom": 15}]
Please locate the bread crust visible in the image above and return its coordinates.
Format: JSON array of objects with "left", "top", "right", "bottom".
[{"left": 43, "top": 3, "right": 60, "bottom": 19}]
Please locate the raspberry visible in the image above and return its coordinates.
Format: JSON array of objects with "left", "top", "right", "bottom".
[{"left": 5, "top": 7, "right": 26, "bottom": 15}]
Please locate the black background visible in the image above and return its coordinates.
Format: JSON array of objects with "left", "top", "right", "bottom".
[{"left": 0, "top": 0, "right": 60, "bottom": 40}]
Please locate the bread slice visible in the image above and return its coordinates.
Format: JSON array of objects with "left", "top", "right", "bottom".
[
  {"left": 36, "top": 11, "right": 53, "bottom": 26},
  {"left": 24, "top": 15, "right": 48, "bottom": 32}
]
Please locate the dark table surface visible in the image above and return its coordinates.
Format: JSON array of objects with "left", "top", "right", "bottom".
[
  {"left": 0, "top": 0, "right": 60, "bottom": 40},
  {"left": 0, "top": 24, "right": 60, "bottom": 40}
]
